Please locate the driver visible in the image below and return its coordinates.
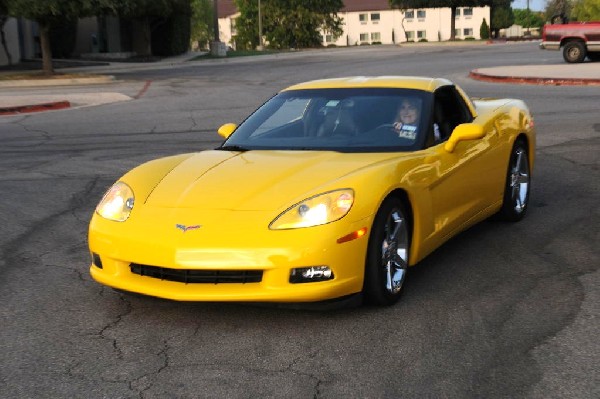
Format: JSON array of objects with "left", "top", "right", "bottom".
[{"left": 392, "top": 98, "right": 420, "bottom": 140}]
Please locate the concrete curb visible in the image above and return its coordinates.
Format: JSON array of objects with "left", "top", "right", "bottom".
[
  {"left": 0, "top": 75, "right": 115, "bottom": 88},
  {"left": 469, "top": 70, "right": 600, "bottom": 86},
  {"left": 0, "top": 101, "right": 71, "bottom": 116}
]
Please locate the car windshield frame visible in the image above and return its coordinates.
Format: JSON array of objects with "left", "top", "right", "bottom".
[{"left": 221, "top": 88, "right": 433, "bottom": 153}]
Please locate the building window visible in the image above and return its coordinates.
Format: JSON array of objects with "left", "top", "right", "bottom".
[
  {"left": 371, "top": 32, "right": 381, "bottom": 41},
  {"left": 417, "top": 30, "right": 426, "bottom": 40},
  {"left": 359, "top": 13, "right": 367, "bottom": 23},
  {"left": 464, "top": 8, "right": 473, "bottom": 17},
  {"left": 417, "top": 10, "right": 426, "bottom": 19},
  {"left": 325, "top": 34, "right": 335, "bottom": 43},
  {"left": 463, "top": 28, "right": 473, "bottom": 37},
  {"left": 455, "top": 9, "right": 461, "bottom": 17},
  {"left": 406, "top": 31, "right": 415, "bottom": 41},
  {"left": 405, "top": 10, "right": 414, "bottom": 19},
  {"left": 360, "top": 33, "right": 369, "bottom": 42},
  {"left": 454, "top": 29, "right": 461, "bottom": 37},
  {"left": 371, "top": 13, "right": 380, "bottom": 23}
]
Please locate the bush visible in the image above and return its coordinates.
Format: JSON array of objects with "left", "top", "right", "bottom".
[
  {"left": 465, "top": 37, "right": 476, "bottom": 41},
  {"left": 49, "top": 18, "right": 77, "bottom": 58},
  {"left": 419, "top": 38, "right": 428, "bottom": 42},
  {"left": 480, "top": 18, "right": 490, "bottom": 40},
  {"left": 152, "top": 12, "right": 191, "bottom": 56}
]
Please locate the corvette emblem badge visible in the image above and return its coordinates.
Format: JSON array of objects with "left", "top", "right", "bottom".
[{"left": 175, "top": 224, "right": 202, "bottom": 233}]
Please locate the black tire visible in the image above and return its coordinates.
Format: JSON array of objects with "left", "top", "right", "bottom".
[
  {"left": 363, "top": 196, "right": 411, "bottom": 306},
  {"left": 498, "top": 140, "right": 530, "bottom": 222},
  {"left": 587, "top": 52, "right": 600, "bottom": 62},
  {"left": 563, "top": 41, "right": 586, "bottom": 63}
]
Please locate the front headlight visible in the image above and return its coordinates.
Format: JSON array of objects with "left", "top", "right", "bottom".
[
  {"left": 96, "top": 182, "right": 135, "bottom": 222},
  {"left": 270, "top": 189, "right": 354, "bottom": 230}
]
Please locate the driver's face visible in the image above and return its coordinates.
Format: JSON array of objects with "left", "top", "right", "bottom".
[{"left": 397, "top": 100, "right": 418, "bottom": 125}]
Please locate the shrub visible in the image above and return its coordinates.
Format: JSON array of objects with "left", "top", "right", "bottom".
[{"left": 49, "top": 18, "right": 77, "bottom": 58}]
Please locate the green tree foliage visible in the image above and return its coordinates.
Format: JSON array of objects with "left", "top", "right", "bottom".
[
  {"left": 234, "top": 0, "right": 343, "bottom": 50},
  {"left": 480, "top": 17, "right": 490, "bottom": 39},
  {"left": 1, "top": 0, "right": 12, "bottom": 65},
  {"left": 513, "top": 8, "right": 545, "bottom": 28},
  {"left": 191, "top": 0, "right": 212, "bottom": 49},
  {"left": 104, "top": 0, "right": 191, "bottom": 56},
  {"left": 570, "top": 0, "right": 600, "bottom": 20},
  {"left": 544, "top": 0, "right": 573, "bottom": 22},
  {"left": 491, "top": 2, "right": 514, "bottom": 36}
]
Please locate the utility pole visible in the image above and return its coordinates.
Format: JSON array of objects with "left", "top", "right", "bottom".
[
  {"left": 526, "top": 0, "right": 530, "bottom": 35},
  {"left": 211, "top": 0, "right": 226, "bottom": 56}
]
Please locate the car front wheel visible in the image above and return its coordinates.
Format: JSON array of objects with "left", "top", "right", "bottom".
[
  {"left": 498, "top": 140, "right": 530, "bottom": 221},
  {"left": 363, "top": 197, "right": 410, "bottom": 306}
]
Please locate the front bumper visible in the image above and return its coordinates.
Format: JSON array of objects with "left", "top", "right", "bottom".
[{"left": 89, "top": 208, "right": 372, "bottom": 302}]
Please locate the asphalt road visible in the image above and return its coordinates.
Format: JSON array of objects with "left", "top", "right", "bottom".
[{"left": 0, "top": 42, "right": 598, "bottom": 398}]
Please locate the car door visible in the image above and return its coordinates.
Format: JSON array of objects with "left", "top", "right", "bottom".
[{"left": 420, "top": 86, "right": 502, "bottom": 247}]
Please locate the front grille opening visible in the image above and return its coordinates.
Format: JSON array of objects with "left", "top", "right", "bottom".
[{"left": 130, "top": 263, "right": 262, "bottom": 284}]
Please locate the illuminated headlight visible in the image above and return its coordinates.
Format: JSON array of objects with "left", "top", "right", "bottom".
[
  {"left": 96, "top": 182, "right": 135, "bottom": 222},
  {"left": 290, "top": 266, "right": 334, "bottom": 283},
  {"left": 270, "top": 189, "right": 354, "bottom": 229}
]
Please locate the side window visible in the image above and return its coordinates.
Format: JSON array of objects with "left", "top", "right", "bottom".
[{"left": 430, "top": 86, "right": 473, "bottom": 144}]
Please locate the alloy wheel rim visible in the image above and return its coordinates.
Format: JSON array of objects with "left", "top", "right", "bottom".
[
  {"left": 510, "top": 148, "right": 530, "bottom": 213},
  {"left": 381, "top": 208, "right": 409, "bottom": 294}
]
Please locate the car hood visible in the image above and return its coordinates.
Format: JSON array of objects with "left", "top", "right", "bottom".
[{"left": 144, "top": 150, "right": 399, "bottom": 211}]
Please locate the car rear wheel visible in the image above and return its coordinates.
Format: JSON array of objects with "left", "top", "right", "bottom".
[
  {"left": 563, "top": 41, "right": 586, "bottom": 63},
  {"left": 498, "top": 140, "right": 530, "bottom": 222},
  {"left": 363, "top": 197, "right": 410, "bottom": 306}
]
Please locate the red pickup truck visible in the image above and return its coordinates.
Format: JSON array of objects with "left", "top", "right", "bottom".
[{"left": 540, "top": 21, "right": 600, "bottom": 63}]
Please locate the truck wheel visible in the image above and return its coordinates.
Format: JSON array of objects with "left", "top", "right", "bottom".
[
  {"left": 563, "top": 41, "right": 586, "bottom": 63},
  {"left": 587, "top": 52, "right": 600, "bottom": 62}
]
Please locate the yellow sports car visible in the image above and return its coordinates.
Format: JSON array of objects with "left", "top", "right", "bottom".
[{"left": 89, "top": 77, "right": 535, "bottom": 306}]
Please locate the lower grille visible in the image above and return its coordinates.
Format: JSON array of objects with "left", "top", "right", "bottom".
[{"left": 130, "top": 264, "right": 263, "bottom": 284}]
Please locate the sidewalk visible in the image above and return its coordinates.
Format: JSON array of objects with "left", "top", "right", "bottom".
[
  {"left": 1, "top": 48, "right": 599, "bottom": 115},
  {"left": 470, "top": 62, "right": 600, "bottom": 86}
]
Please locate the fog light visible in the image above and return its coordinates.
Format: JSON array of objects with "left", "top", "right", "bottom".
[
  {"left": 290, "top": 266, "right": 333, "bottom": 283},
  {"left": 92, "top": 253, "right": 103, "bottom": 269}
]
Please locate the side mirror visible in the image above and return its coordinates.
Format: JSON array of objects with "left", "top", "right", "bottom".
[
  {"left": 444, "top": 123, "right": 485, "bottom": 153},
  {"left": 217, "top": 123, "right": 237, "bottom": 139}
]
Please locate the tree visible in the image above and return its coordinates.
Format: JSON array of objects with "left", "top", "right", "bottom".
[
  {"left": 0, "top": 0, "right": 12, "bottom": 65},
  {"left": 191, "top": 0, "right": 213, "bottom": 49},
  {"left": 513, "top": 8, "right": 545, "bottom": 28},
  {"left": 5, "top": 0, "right": 102, "bottom": 74},
  {"left": 480, "top": 17, "right": 490, "bottom": 39},
  {"left": 102, "top": 0, "right": 190, "bottom": 56},
  {"left": 570, "top": 0, "right": 600, "bottom": 21},
  {"left": 544, "top": 0, "right": 573, "bottom": 22},
  {"left": 234, "top": 0, "right": 343, "bottom": 50},
  {"left": 491, "top": 3, "right": 514, "bottom": 36}
]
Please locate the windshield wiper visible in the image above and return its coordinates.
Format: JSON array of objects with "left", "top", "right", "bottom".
[{"left": 217, "top": 145, "right": 250, "bottom": 152}]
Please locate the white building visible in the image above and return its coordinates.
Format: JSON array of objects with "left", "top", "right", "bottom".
[{"left": 217, "top": 0, "right": 490, "bottom": 49}]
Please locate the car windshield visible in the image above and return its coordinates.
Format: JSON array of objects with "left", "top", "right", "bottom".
[{"left": 222, "top": 88, "right": 432, "bottom": 152}]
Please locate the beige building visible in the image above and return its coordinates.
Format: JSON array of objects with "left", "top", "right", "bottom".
[{"left": 217, "top": 0, "right": 491, "bottom": 49}]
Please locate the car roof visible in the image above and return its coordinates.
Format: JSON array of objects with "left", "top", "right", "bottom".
[{"left": 283, "top": 76, "right": 453, "bottom": 92}]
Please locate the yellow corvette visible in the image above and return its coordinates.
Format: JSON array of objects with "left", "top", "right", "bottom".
[{"left": 89, "top": 77, "right": 535, "bottom": 306}]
